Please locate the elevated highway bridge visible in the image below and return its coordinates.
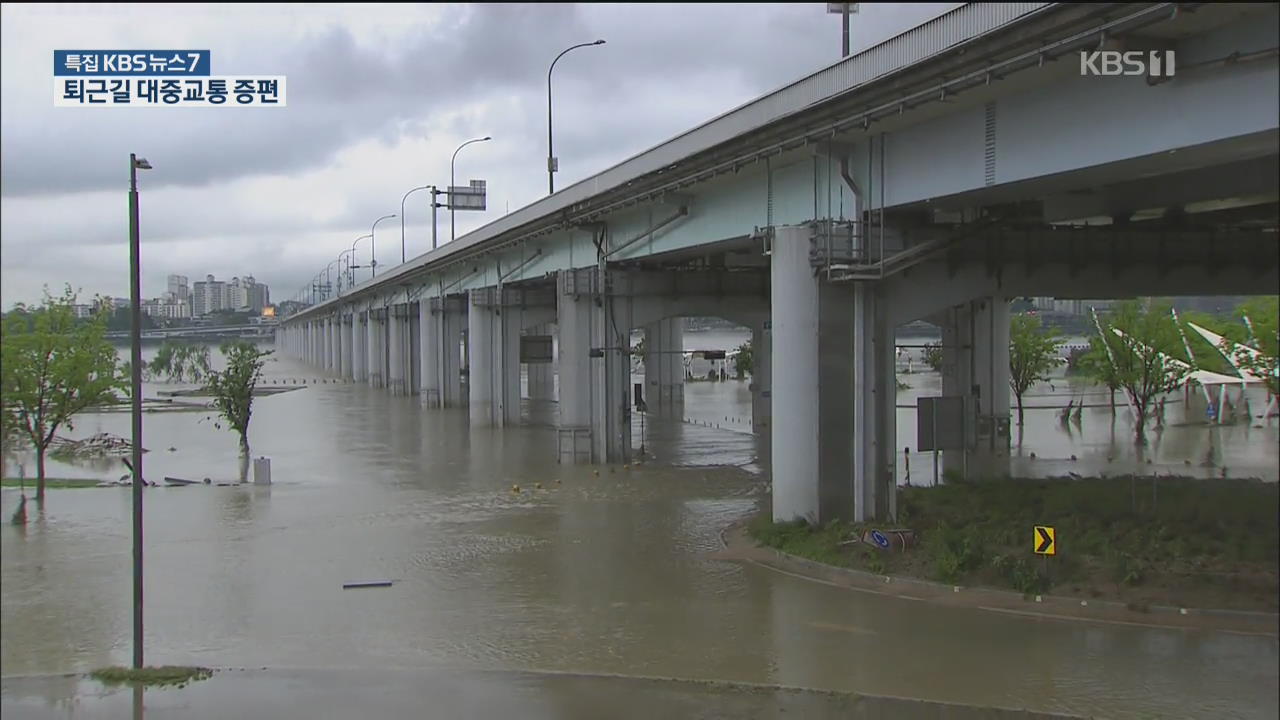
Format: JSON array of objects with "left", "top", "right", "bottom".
[{"left": 279, "top": 2, "right": 1279, "bottom": 522}]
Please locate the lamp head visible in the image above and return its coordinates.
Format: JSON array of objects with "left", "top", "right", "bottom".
[
  {"left": 593, "top": 39, "right": 606, "bottom": 45},
  {"left": 133, "top": 158, "right": 153, "bottom": 170}
]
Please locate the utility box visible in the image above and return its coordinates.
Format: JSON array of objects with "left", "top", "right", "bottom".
[{"left": 253, "top": 457, "right": 272, "bottom": 486}]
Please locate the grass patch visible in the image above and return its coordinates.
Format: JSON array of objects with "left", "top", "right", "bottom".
[
  {"left": 89, "top": 665, "right": 213, "bottom": 688},
  {"left": 2, "top": 478, "right": 103, "bottom": 489},
  {"left": 749, "top": 475, "right": 1280, "bottom": 611}
]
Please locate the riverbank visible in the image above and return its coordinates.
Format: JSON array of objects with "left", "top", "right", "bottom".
[{"left": 725, "top": 475, "right": 1279, "bottom": 630}]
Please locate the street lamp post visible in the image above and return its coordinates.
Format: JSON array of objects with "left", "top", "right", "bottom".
[
  {"left": 350, "top": 233, "right": 372, "bottom": 287},
  {"left": 338, "top": 249, "right": 357, "bottom": 295},
  {"left": 450, "top": 136, "right": 490, "bottom": 242},
  {"left": 400, "top": 186, "right": 432, "bottom": 264},
  {"left": 370, "top": 214, "right": 395, "bottom": 279},
  {"left": 547, "top": 40, "right": 605, "bottom": 195},
  {"left": 127, "top": 152, "right": 152, "bottom": 670}
]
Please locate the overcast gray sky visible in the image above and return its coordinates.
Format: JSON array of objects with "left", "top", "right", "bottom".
[{"left": 0, "top": 2, "right": 960, "bottom": 308}]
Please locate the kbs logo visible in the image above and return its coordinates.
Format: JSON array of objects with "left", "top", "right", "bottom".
[{"left": 1079, "top": 50, "right": 1176, "bottom": 77}]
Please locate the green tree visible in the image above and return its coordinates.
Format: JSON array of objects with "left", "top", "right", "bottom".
[
  {"left": 203, "top": 341, "right": 271, "bottom": 461},
  {"left": 1008, "top": 314, "right": 1062, "bottom": 425},
  {"left": 0, "top": 287, "right": 126, "bottom": 505},
  {"left": 147, "top": 342, "right": 211, "bottom": 383},
  {"left": 1224, "top": 296, "right": 1278, "bottom": 400},
  {"left": 106, "top": 306, "right": 155, "bottom": 332},
  {"left": 923, "top": 342, "right": 944, "bottom": 373},
  {"left": 733, "top": 340, "right": 754, "bottom": 379},
  {"left": 1076, "top": 336, "right": 1123, "bottom": 410},
  {"left": 1095, "top": 300, "right": 1191, "bottom": 444}
]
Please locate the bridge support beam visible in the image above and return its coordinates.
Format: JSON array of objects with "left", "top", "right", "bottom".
[
  {"left": 388, "top": 305, "right": 406, "bottom": 395},
  {"left": 526, "top": 323, "right": 556, "bottom": 401},
  {"left": 643, "top": 318, "right": 684, "bottom": 417},
  {"left": 441, "top": 297, "right": 466, "bottom": 408},
  {"left": 770, "top": 225, "right": 893, "bottom": 523},
  {"left": 556, "top": 269, "right": 631, "bottom": 464},
  {"left": 937, "top": 297, "right": 1011, "bottom": 478},
  {"left": 751, "top": 320, "right": 772, "bottom": 455},
  {"left": 468, "top": 291, "right": 496, "bottom": 426},
  {"left": 367, "top": 310, "right": 383, "bottom": 388},
  {"left": 352, "top": 312, "right": 365, "bottom": 382},
  {"left": 340, "top": 314, "right": 353, "bottom": 379},
  {"left": 420, "top": 299, "right": 440, "bottom": 406},
  {"left": 498, "top": 302, "right": 524, "bottom": 426}
]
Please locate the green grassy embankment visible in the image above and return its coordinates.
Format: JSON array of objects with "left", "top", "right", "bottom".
[{"left": 748, "top": 476, "right": 1279, "bottom": 612}]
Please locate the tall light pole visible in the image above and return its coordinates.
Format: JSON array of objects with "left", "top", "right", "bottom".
[
  {"left": 450, "top": 136, "right": 490, "bottom": 242},
  {"left": 338, "top": 249, "right": 357, "bottom": 295},
  {"left": 547, "top": 40, "right": 605, "bottom": 195},
  {"left": 827, "top": 3, "right": 860, "bottom": 58},
  {"left": 350, "top": 233, "right": 372, "bottom": 287},
  {"left": 400, "top": 186, "right": 432, "bottom": 264},
  {"left": 369, "top": 214, "right": 395, "bottom": 279},
  {"left": 323, "top": 259, "right": 341, "bottom": 300},
  {"left": 127, "top": 152, "right": 152, "bottom": 670}
]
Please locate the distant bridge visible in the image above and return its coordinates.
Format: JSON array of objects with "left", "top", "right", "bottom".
[{"left": 104, "top": 324, "right": 276, "bottom": 341}]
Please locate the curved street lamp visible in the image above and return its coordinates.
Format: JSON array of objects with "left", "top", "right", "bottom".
[
  {"left": 400, "top": 186, "right": 433, "bottom": 264},
  {"left": 338, "top": 248, "right": 358, "bottom": 295},
  {"left": 370, "top": 214, "right": 396, "bottom": 279},
  {"left": 451, "top": 136, "right": 490, "bottom": 242},
  {"left": 349, "top": 233, "right": 373, "bottom": 288},
  {"left": 548, "top": 40, "right": 605, "bottom": 195}
]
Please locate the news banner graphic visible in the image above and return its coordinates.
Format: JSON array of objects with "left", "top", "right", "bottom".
[{"left": 54, "top": 50, "right": 286, "bottom": 107}]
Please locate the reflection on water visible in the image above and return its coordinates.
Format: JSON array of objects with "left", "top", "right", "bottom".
[{"left": 1, "top": 346, "right": 1277, "bottom": 719}]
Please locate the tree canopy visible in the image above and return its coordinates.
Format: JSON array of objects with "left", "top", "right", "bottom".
[
  {"left": 1008, "top": 313, "right": 1061, "bottom": 425},
  {"left": 0, "top": 287, "right": 126, "bottom": 504}
]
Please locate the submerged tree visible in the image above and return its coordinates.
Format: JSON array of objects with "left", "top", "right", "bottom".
[
  {"left": 146, "top": 342, "right": 212, "bottom": 383},
  {"left": 733, "top": 340, "right": 754, "bottom": 379},
  {"left": 0, "top": 287, "right": 126, "bottom": 505},
  {"left": 1223, "top": 297, "right": 1278, "bottom": 403},
  {"left": 922, "top": 342, "right": 944, "bottom": 373},
  {"left": 1008, "top": 314, "right": 1062, "bottom": 426},
  {"left": 203, "top": 341, "right": 271, "bottom": 461},
  {"left": 1094, "top": 300, "right": 1190, "bottom": 445}
]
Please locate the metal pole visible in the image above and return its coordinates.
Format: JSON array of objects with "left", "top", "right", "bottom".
[
  {"left": 547, "top": 64, "right": 555, "bottom": 195},
  {"left": 842, "top": 4, "right": 850, "bottom": 57},
  {"left": 451, "top": 137, "right": 490, "bottom": 243},
  {"left": 431, "top": 186, "right": 438, "bottom": 250},
  {"left": 547, "top": 41, "right": 604, "bottom": 196},
  {"left": 128, "top": 153, "right": 145, "bottom": 670}
]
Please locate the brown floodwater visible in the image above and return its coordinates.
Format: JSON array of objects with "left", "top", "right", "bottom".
[{"left": 1, "top": 345, "right": 1277, "bottom": 719}]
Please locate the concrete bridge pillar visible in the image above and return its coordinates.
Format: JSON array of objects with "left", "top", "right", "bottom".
[
  {"left": 340, "top": 314, "right": 353, "bottom": 379},
  {"left": 323, "top": 318, "right": 333, "bottom": 371},
  {"left": 388, "top": 305, "right": 406, "bottom": 395},
  {"left": 643, "top": 317, "right": 684, "bottom": 416},
  {"left": 751, "top": 321, "right": 772, "bottom": 453},
  {"left": 367, "top": 310, "right": 382, "bottom": 388},
  {"left": 938, "top": 297, "right": 1011, "bottom": 477},
  {"left": 468, "top": 291, "right": 496, "bottom": 426},
  {"left": 352, "top": 312, "right": 365, "bottom": 382},
  {"left": 420, "top": 298, "right": 441, "bottom": 407},
  {"left": 498, "top": 301, "right": 524, "bottom": 426},
  {"left": 526, "top": 323, "right": 556, "bottom": 401},
  {"left": 770, "top": 225, "right": 893, "bottom": 523},
  {"left": 556, "top": 269, "right": 630, "bottom": 464},
  {"left": 441, "top": 297, "right": 466, "bottom": 408},
  {"left": 556, "top": 273, "right": 594, "bottom": 463}
]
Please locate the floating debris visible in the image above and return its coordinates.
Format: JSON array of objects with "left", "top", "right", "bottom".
[{"left": 342, "top": 581, "right": 393, "bottom": 589}]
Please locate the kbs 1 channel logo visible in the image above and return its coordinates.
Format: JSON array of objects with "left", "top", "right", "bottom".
[{"left": 54, "top": 50, "right": 287, "bottom": 107}]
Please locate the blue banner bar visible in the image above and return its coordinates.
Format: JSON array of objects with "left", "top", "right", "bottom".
[{"left": 54, "top": 50, "right": 211, "bottom": 76}]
